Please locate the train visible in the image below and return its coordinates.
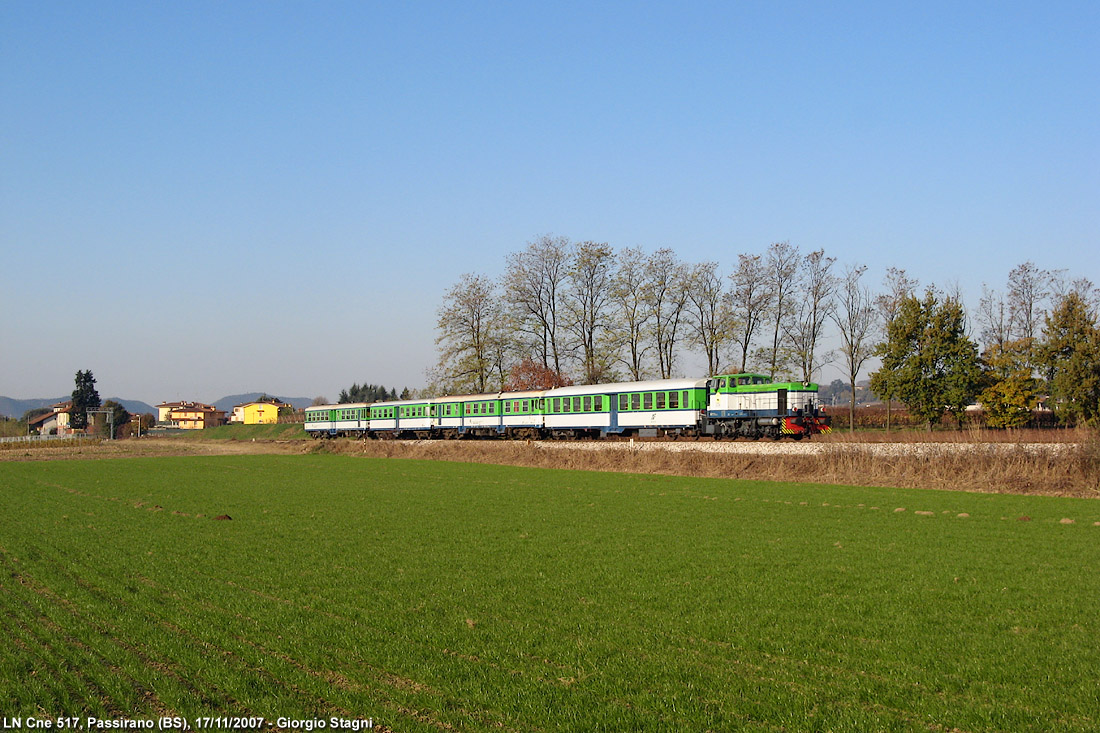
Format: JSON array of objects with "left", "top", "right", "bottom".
[{"left": 304, "top": 372, "right": 831, "bottom": 441}]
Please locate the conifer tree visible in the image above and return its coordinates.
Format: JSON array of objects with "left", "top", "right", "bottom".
[
  {"left": 70, "top": 370, "right": 101, "bottom": 430},
  {"left": 1038, "top": 292, "right": 1100, "bottom": 425}
]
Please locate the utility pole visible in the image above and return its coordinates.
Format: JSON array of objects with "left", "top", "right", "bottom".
[{"left": 86, "top": 409, "right": 115, "bottom": 440}]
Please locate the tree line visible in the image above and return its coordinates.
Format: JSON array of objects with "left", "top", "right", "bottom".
[{"left": 431, "top": 235, "right": 1100, "bottom": 429}]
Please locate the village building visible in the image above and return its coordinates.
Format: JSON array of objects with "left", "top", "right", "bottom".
[
  {"left": 229, "top": 400, "right": 286, "bottom": 425},
  {"left": 155, "top": 401, "right": 226, "bottom": 430},
  {"left": 28, "top": 401, "right": 74, "bottom": 435}
]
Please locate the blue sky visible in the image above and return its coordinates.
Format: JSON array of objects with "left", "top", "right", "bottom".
[{"left": 2, "top": 1, "right": 1097, "bottom": 404}]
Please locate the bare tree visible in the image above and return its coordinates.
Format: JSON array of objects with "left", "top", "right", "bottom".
[
  {"left": 728, "top": 253, "right": 771, "bottom": 373},
  {"left": 976, "top": 284, "right": 1010, "bottom": 353},
  {"left": 830, "top": 265, "right": 877, "bottom": 431},
  {"left": 503, "top": 234, "right": 572, "bottom": 374},
  {"left": 759, "top": 241, "right": 800, "bottom": 379},
  {"left": 645, "top": 248, "right": 691, "bottom": 379},
  {"left": 434, "top": 273, "right": 504, "bottom": 394},
  {"left": 610, "top": 246, "right": 653, "bottom": 380},
  {"left": 564, "top": 241, "right": 617, "bottom": 384},
  {"left": 872, "top": 267, "right": 919, "bottom": 431},
  {"left": 1007, "top": 262, "right": 1051, "bottom": 345},
  {"left": 786, "top": 249, "right": 837, "bottom": 383},
  {"left": 1051, "top": 275, "right": 1100, "bottom": 319},
  {"left": 1004, "top": 261, "right": 1054, "bottom": 371},
  {"left": 685, "top": 261, "right": 732, "bottom": 376}
]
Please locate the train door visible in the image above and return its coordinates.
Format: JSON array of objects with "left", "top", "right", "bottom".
[{"left": 777, "top": 389, "right": 787, "bottom": 415}]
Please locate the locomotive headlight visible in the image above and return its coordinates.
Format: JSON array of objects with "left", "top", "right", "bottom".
[{"left": 772, "top": 418, "right": 780, "bottom": 426}]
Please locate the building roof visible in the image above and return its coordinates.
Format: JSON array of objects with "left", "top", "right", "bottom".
[{"left": 28, "top": 411, "right": 58, "bottom": 427}]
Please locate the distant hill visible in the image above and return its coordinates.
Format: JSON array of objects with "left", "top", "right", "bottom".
[
  {"left": 212, "top": 394, "right": 313, "bottom": 412},
  {"left": 0, "top": 396, "right": 156, "bottom": 419},
  {"left": 107, "top": 398, "right": 158, "bottom": 416},
  {"left": 0, "top": 397, "right": 63, "bottom": 419}
]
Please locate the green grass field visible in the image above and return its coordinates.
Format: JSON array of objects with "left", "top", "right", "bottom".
[{"left": 1, "top": 455, "right": 1098, "bottom": 731}]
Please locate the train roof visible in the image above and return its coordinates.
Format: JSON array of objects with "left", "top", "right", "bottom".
[
  {"left": 432, "top": 392, "right": 500, "bottom": 403},
  {"left": 368, "top": 397, "right": 433, "bottom": 407},
  {"left": 545, "top": 378, "right": 709, "bottom": 397},
  {"left": 498, "top": 390, "right": 547, "bottom": 400},
  {"left": 306, "top": 403, "right": 368, "bottom": 410}
]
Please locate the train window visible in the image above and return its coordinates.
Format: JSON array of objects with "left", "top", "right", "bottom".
[
  {"left": 523, "top": 400, "right": 529, "bottom": 412},
  {"left": 552, "top": 398, "right": 560, "bottom": 412},
  {"left": 504, "top": 402, "right": 511, "bottom": 414},
  {"left": 683, "top": 391, "right": 689, "bottom": 407},
  {"left": 643, "top": 393, "right": 653, "bottom": 410},
  {"left": 583, "top": 396, "right": 592, "bottom": 412},
  {"left": 669, "top": 392, "right": 679, "bottom": 409},
  {"left": 490, "top": 403, "right": 496, "bottom": 414},
  {"left": 631, "top": 394, "right": 640, "bottom": 410},
  {"left": 562, "top": 398, "right": 570, "bottom": 413},
  {"left": 594, "top": 396, "right": 602, "bottom": 411},
  {"left": 737, "top": 377, "right": 749, "bottom": 385},
  {"left": 619, "top": 394, "right": 627, "bottom": 411},
  {"left": 573, "top": 396, "right": 582, "bottom": 412},
  {"left": 656, "top": 393, "right": 666, "bottom": 409}
]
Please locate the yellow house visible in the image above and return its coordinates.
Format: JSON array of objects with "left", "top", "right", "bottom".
[{"left": 238, "top": 401, "right": 283, "bottom": 425}]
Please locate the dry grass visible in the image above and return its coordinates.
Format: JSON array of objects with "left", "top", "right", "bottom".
[
  {"left": 818, "top": 425, "right": 1085, "bottom": 443},
  {"left": 315, "top": 432, "right": 1100, "bottom": 499}
]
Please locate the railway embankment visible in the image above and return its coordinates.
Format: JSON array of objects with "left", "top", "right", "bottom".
[
  {"left": 333, "top": 434, "right": 1098, "bottom": 499},
  {"left": 4, "top": 431, "right": 1096, "bottom": 498}
]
